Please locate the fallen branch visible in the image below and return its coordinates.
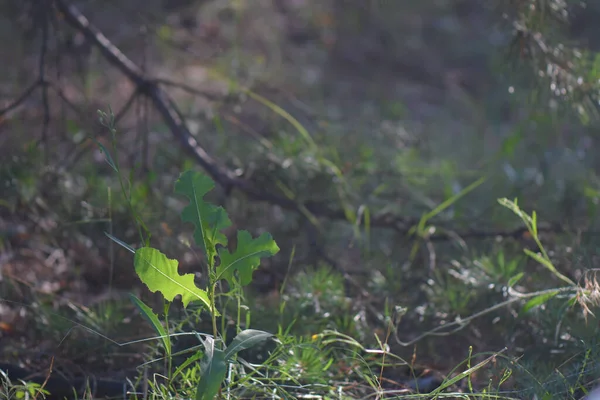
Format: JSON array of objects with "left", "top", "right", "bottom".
[
  {"left": 51, "top": 0, "right": 595, "bottom": 244},
  {"left": 53, "top": 0, "right": 416, "bottom": 230}
]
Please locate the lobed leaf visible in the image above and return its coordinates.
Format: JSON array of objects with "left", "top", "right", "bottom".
[
  {"left": 175, "top": 171, "right": 232, "bottom": 265},
  {"left": 216, "top": 230, "right": 280, "bottom": 286},
  {"left": 134, "top": 247, "right": 211, "bottom": 310}
]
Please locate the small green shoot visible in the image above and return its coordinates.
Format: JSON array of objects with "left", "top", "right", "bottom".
[
  {"left": 94, "top": 114, "right": 280, "bottom": 399},
  {"left": 410, "top": 176, "right": 486, "bottom": 260},
  {"left": 498, "top": 198, "right": 575, "bottom": 286}
]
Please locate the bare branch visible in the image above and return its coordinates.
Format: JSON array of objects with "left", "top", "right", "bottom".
[
  {"left": 53, "top": 0, "right": 418, "bottom": 231},
  {"left": 52, "top": 0, "right": 595, "bottom": 244},
  {"left": 0, "top": 80, "right": 42, "bottom": 118}
]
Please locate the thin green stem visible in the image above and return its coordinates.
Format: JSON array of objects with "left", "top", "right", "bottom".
[
  {"left": 163, "top": 301, "right": 172, "bottom": 381},
  {"left": 210, "top": 282, "right": 219, "bottom": 343}
]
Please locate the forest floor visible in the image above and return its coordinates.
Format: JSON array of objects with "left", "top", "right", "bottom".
[{"left": 1, "top": 0, "right": 597, "bottom": 398}]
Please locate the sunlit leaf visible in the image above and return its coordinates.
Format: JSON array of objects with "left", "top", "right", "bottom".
[
  {"left": 216, "top": 230, "right": 280, "bottom": 286},
  {"left": 134, "top": 247, "right": 211, "bottom": 310},
  {"left": 524, "top": 249, "right": 574, "bottom": 286}
]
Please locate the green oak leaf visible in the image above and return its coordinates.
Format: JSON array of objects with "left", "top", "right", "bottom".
[
  {"left": 174, "top": 171, "right": 232, "bottom": 265},
  {"left": 134, "top": 247, "right": 211, "bottom": 310},
  {"left": 216, "top": 230, "right": 280, "bottom": 286}
]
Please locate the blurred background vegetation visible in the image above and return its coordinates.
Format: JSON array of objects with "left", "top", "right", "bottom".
[{"left": 3, "top": 0, "right": 600, "bottom": 398}]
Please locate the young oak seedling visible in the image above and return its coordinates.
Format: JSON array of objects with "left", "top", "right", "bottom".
[
  {"left": 132, "top": 171, "right": 280, "bottom": 400},
  {"left": 95, "top": 118, "right": 279, "bottom": 399}
]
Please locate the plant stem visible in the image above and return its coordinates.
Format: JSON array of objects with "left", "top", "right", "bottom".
[
  {"left": 210, "top": 282, "right": 219, "bottom": 344},
  {"left": 164, "top": 301, "right": 172, "bottom": 381}
]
